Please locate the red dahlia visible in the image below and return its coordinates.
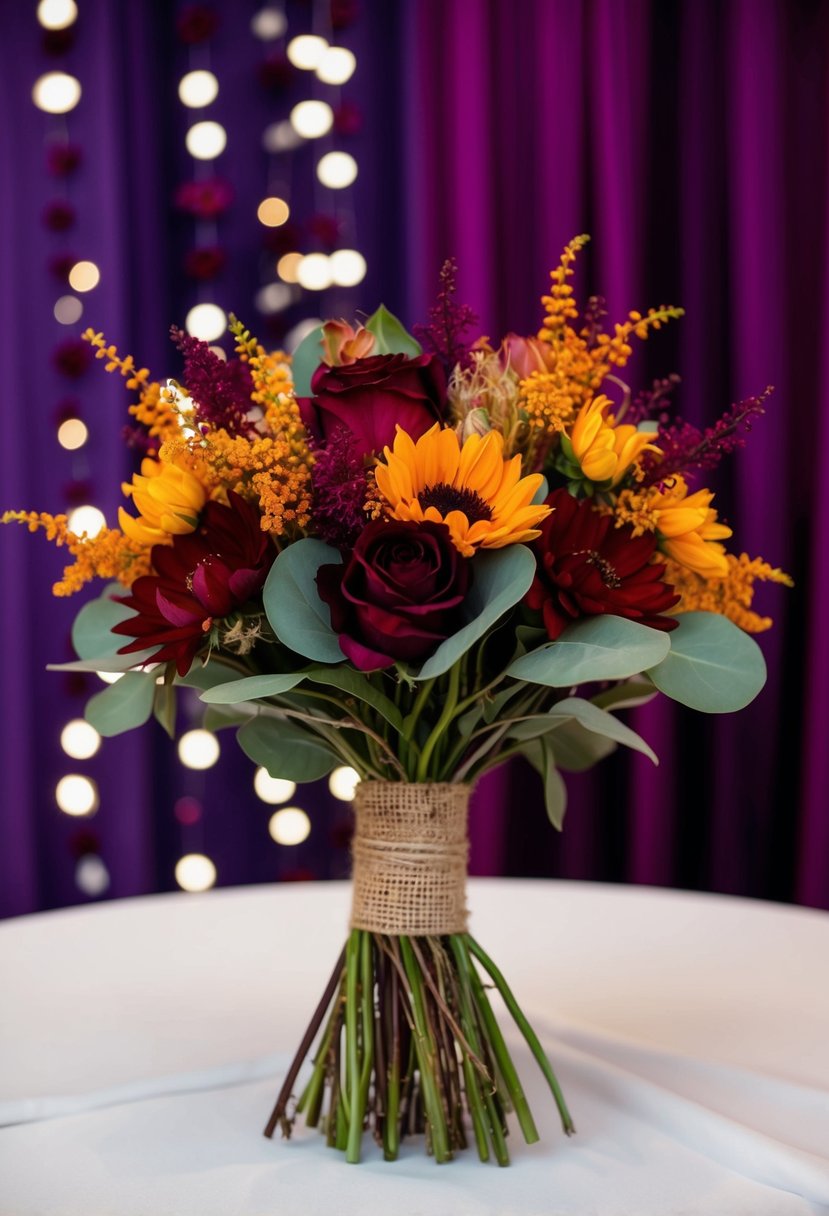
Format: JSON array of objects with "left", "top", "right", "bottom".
[
  {"left": 112, "top": 492, "right": 274, "bottom": 676},
  {"left": 527, "top": 488, "right": 680, "bottom": 639}
]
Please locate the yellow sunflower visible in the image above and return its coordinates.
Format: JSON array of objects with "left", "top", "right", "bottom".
[
  {"left": 374, "top": 425, "right": 550, "bottom": 557},
  {"left": 118, "top": 456, "right": 207, "bottom": 547}
]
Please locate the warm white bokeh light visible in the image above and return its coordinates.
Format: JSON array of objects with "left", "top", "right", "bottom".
[
  {"left": 257, "top": 196, "right": 290, "bottom": 227},
  {"left": 268, "top": 806, "right": 311, "bottom": 846},
  {"left": 175, "top": 853, "right": 217, "bottom": 893},
  {"left": 289, "top": 99, "right": 333, "bottom": 139},
  {"left": 286, "top": 34, "right": 328, "bottom": 70},
  {"left": 296, "top": 253, "right": 332, "bottom": 292},
  {"left": 67, "top": 505, "right": 106, "bottom": 538},
  {"left": 177, "top": 730, "right": 220, "bottom": 770},
  {"left": 251, "top": 7, "right": 287, "bottom": 40},
  {"left": 262, "top": 120, "right": 304, "bottom": 154},
  {"left": 37, "top": 0, "right": 78, "bottom": 30},
  {"left": 255, "top": 282, "right": 293, "bottom": 314},
  {"left": 76, "top": 855, "right": 110, "bottom": 896},
  {"left": 68, "top": 261, "right": 100, "bottom": 293},
  {"left": 56, "top": 774, "right": 99, "bottom": 817},
  {"left": 254, "top": 768, "right": 297, "bottom": 805},
  {"left": 316, "top": 46, "right": 357, "bottom": 85},
  {"left": 96, "top": 670, "right": 124, "bottom": 684},
  {"left": 57, "top": 418, "right": 89, "bottom": 451},
  {"left": 316, "top": 151, "right": 358, "bottom": 189},
  {"left": 329, "top": 249, "right": 367, "bottom": 287},
  {"left": 185, "top": 120, "right": 227, "bottom": 160},
  {"left": 60, "top": 719, "right": 101, "bottom": 760},
  {"left": 54, "top": 295, "right": 83, "bottom": 325},
  {"left": 185, "top": 303, "right": 227, "bottom": 342},
  {"left": 178, "top": 70, "right": 219, "bottom": 108},
  {"left": 329, "top": 766, "right": 360, "bottom": 802},
  {"left": 32, "top": 72, "right": 81, "bottom": 114},
  {"left": 276, "top": 252, "right": 303, "bottom": 284}
]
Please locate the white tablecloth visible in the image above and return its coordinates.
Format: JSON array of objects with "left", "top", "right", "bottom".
[{"left": 1, "top": 880, "right": 828, "bottom": 1216}]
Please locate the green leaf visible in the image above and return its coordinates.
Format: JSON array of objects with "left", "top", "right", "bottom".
[
  {"left": 482, "top": 682, "right": 524, "bottom": 725},
  {"left": 304, "top": 666, "right": 403, "bottom": 732},
  {"left": 523, "top": 738, "right": 568, "bottom": 829},
  {"left": 290, "top": 324, "right": 324, "bottom": 397},
  {"left": 507, "top": 616, "right": 671, "bottom": 687},
  {"left": 417, "top": 546, "right": 536, "bottom": 680},
  {"left": 546, "top": 720, "right": 617, "bottom": 772},
  {"left": 236, "top": 714, "right": 336, "bottom": 782},
  {"left": 591, "top": 679, "right": 659, "bottom": 711},
  {"left": 645, "top": 611, "right": 767, "bottom": 713},
  {"left": 200, "top": 672, "right": 307, "bottom": 704},
  {"left": 69, "top": 585, "right": 159, "bottom": 668},
  {"left": 153, "top": 671, "right": 177, "bottom": 739},
  {"left": 176, "top": 660, "right": 248, "bottom": 692},
  {"left": 85, "top": 671, "right": 157, "bottom": 737},
  {"left": 202, "top": 704, "right": 256, "bottom": 732},
  {"left": 263, "top": 539, "right": 345, "bottom": 664},
  {"left": 364, "top": 305, "right": 422, "bottom": 357},
  {"left": 507, "top": 696, "right": 658, "bottom": 764}
]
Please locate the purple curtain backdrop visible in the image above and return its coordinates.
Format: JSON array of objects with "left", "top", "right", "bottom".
[{"left": 1, "top": 0, "right": 827, "bottom": 917}]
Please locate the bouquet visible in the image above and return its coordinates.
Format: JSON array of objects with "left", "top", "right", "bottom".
[{"left": 5, "top": 236, "right": 789, "bottom": 1166}]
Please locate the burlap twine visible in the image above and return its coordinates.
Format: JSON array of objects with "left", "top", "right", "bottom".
[{"left": 349, "top": 782, "right": 471, "bottom": 936}]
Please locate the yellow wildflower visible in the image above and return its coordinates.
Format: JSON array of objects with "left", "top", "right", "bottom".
[
  {"left": 119, "top": 457, "right": 207, "bottom": 547},
  {"left": 2, "top": 511, "right": 150, "bottom": 596},
  {"left": 665, "top": 553, "right": 793, "bottom": 632},
  {"left": 611, "top": 476, "right": 732, "bottom": 579},
  {"left": 568, "top": 395, "right": 661, "bottom": 487}
]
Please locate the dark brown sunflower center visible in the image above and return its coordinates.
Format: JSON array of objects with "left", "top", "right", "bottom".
[
  {"left": 418, "top": 482, "right": 493, "bottom": 524},
  {"left": 583, "top": 549, "right": 622, "bottom": 589}
]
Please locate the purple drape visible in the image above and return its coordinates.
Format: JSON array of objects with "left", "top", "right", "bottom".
[{"left": 2, "top": 0, "right": 827, "bottom": 915}]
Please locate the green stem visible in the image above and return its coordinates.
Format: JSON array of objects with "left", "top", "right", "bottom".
[
  {"left": 402, "top": 678, "right": 434, "bottom": 744},
  {"left": 466, "top": 935, "right": 575, "bottom": 1135},
  {"left": 399, "top": 937, "right": 451, "bottom": 1163},
  {"left": 461, "top": 938, "right": 539, "bottom": 1145},
  {"left": 417, "top": 665, "right": 461, "bottom": 782},
  {"left": 345, "top": 931, "right": 363, "bottom": 1163}
]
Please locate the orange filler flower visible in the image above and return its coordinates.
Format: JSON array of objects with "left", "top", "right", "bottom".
[{"left": 374, "top": 425, "right": 550, "bottom": 557}]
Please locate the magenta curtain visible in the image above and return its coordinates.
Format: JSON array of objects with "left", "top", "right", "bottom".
[{"left": 402, "top": 0, "right": 828, "bottom": 908}]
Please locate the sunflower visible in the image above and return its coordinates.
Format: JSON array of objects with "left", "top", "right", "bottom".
[
  {"left": 374, "top": 425, "right": 550, "bottom": 556},
  {"left": 118, "top": 456, "right": 207, "bottom": 547}
]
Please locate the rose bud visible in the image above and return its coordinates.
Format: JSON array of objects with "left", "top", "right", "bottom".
[
  {"left": 320, "top": 320, "right": 376, "bottom": 367},
  {"left": 316, "top": 519, "right": 471, "bottom": 670},
  {"left": 458, "top": 407, "right": 491, "bottom": 442},
  {"left": 499, "top": 333, "right": 555, "bottom": 379}
]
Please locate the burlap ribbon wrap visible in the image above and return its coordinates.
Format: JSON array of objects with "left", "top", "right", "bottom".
[{"left": 350, "top": 782, "right": 471, "bottom": 936}]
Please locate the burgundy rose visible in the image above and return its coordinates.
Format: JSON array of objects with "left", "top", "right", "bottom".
[
  {"left": 316, "top": 520, "right": 470, "bottom": 670},
  {"left": 113, "top": 492, "right": 274, "bottom": 676},
  {"left": 527, "top": 488, "right": 681, "bottom": 640},
  {"left": 300, "top": 353, "right": 447, "bottom": 460},
  {"left": 43, "top": 200, "right": 76, "bottom": 232}
]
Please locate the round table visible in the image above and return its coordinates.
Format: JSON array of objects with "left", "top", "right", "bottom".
[{"left": 1, "top": 880, "right": 827, "bottom": 1215}]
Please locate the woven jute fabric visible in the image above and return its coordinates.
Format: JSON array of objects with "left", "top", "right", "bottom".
[{"left": 349, "top": 782, "right": 471, "bottom": 936}]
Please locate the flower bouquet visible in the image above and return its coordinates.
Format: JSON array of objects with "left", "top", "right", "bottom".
[{"left": 6, "top": 236, "right": 789, "bottom": 1165}]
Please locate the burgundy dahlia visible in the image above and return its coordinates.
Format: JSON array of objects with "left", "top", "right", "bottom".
[
  {"left": 527, "top": 488, "right": 680, "bottom": 640},
  {"left": 112, "top": 492, "right": 274, "bottom": 676}
]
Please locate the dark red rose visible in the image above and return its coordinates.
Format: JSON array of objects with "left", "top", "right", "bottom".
[
  {"left": 316, "top": 519, "right": 470, "bottom": 670},
  {"left": 174, "top": 177, "right": 234, "bottom": 219},
  {"left": 300, "top": 353, "right": 446, "bottom": 460},
  {"left": 43, "top": 200, "right": 76, "bottom": 231},
  {"left": 176, "top": 4, "right": 219, "bottom": 43},
  {"left": 47, "top": 142, "right": 82, "bottom": 176},
  {"left": 112, "top": 492, "right": 274, "bottom": 676},
  {"left": 527, "top": 488, "right": 680, "bottom": 640},
  {"left": 52, "top": 338, "right": 92, "bottom": 379},
  {"left": 183, "top": 245, "right": 227, "bottom": 280}
]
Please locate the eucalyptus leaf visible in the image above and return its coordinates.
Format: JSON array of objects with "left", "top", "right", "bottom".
[
  {"left": 304, "top": 666, "right": 403, "bottom": 731},
  {"left": 482, "top": 682, "right": 525, "bottom": 724},
  {"left": 591, "top": 679, "right": 659, "bottom": 712},
  {"left": 200, "top": 672, "right": 307, "bottom": 704},
  {"left": 85, "top": 671, "right": 157, "bottom": 737},
  {"left": 364, "top": 305, "right": 422, "bottom": 357},
  {"left": 263, "top": 539, "right": 345, "bottom": 664},
  {"left": 522, "top": 738, "right": 568, "bottom": 829},
  {"left": 645, "top": 611, "right": 767, "bottom": 713},
  {"left": 153, "top": 677, "right": 177, "bottom": 739},
  {"left": 70, "top": 586, "right": 159, "bottom": 667},
  {"left": 416, "top": 546, "right": 536, "bottom": 680},
  {"left": 176, "top": 661, "right": 247, "bottom": 692},
  {"left": 236, "top": 714, "right": 336, "bottom": 782},
  {"left": 507, "top": 616, "right": 671, "bottom": 687},
  {"left": 507, "top": 696, "right": 658, "bottom": 764},
  {"left": 203, "top": 704, "right": 256, "bottom": 732},
  {"left": 289, "top": 324, "right": 324, "bottom": 398},
  {"left": 546, "top": 720, "right": 618, "bottom": 772}
]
